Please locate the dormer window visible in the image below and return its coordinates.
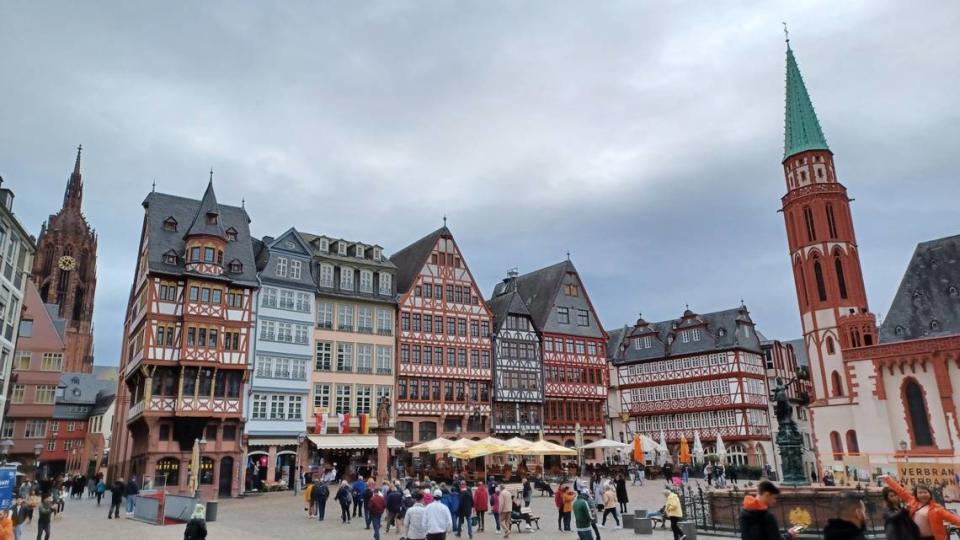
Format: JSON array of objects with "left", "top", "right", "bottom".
[
  {"left": 718, "top": 327, "right": 726, "bottom": 337},
  {"left": 564, "top": 283, "right": 579, "bottom": 297},
  {"left": 162, "top": 250, "right": 178, "bottom": 265},
  {"left": 206, "top": 212, "right": 218, "bottom": 225},
  {"left": 691, "top": 328, "right": 702, "bottom": 342},
  {"left": 163, "top": 217, "right": 178, "bottom": 232},
  {"left": 225, "top": 227, "right": 238, "bottom": 241},
  {"left": 338, "top": 242, "right": 347, "bottom": 256},
  {"left": 319, "top": 238, "right": 329, "bottom": 253},
  {"left": 373, "top": 247, "right": 382, "bottom": 261},
  {"left": 355, "top": 244, "right": 364, "bottom": 258},
  {"left": 228, "top": 259, "right": 243, "bottom": 273}
]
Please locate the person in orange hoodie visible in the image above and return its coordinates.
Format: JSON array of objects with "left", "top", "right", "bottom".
[
  {"left": 0, "top": 509, "right": 12, "bottom": 540},
  {"left": 739, "top": 481, "right": 801, "bottom": 540},
  {"left": 884, "top": 476, "right": 960, "bottom": 540},
  {"left": 562, "top": 486, "right": 576, "bottom": 532}
]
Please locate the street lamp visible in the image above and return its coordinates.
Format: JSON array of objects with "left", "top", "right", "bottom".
[
  {"left": 33, "top": 443, "right": 43, "bottom": 480},
  {"left": 0, "top": 439, "right": 13, "bottom": 466},
  {"left": 295, "top": 432, "right": 306, "bottom": 494}
]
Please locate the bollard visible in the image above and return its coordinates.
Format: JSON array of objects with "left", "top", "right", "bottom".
[
  {"left": 679, "top": 520, "right": 696, "bottom": 540},
  {"left": 622, "top": 513, "right": 635, "bottom": 529},
  {"left": 634, "top": 517, "right": 653, "bottom": 535}
]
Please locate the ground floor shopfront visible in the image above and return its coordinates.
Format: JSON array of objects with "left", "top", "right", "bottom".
[{"left": 244, "top": 438, "right": 299, "bottom": 492}]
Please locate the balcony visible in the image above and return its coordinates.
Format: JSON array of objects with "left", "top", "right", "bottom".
[
  {"left": 376, "top": 367, "right": 392, "bottom": 375},
  {"left": 179, "top": 397, "right": 241, "bottom": 415},
  {"left": 317, "top": 321, "right": 333, "bottom": 330},
  {"left": 357, "top": 326, "right": 374, "bottom": 334},
  {"left": 337, "top": 324, "right": 354, "bottom": 332},
  {"left": 377, "top": 328, "right": 393, "bottom": 336}
]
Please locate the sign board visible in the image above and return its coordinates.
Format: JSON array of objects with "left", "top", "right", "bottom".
[
  {"left": 897, "top": 462, "right": 960, "bottom": 502},
  {"left": 0, "top": 468, "right": 16, "bottom": 510}
]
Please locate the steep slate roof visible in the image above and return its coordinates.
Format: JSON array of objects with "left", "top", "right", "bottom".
[
  {"left": 786, "top": 338, "right": 807, "bottom": 368},
  {"left": 183, "top": 179, "right": 227, "bottom": 240},
  {"left": 142, "top": 186, "right": 258, "bottom": 287},
  {"left": 389, "top": 226, "right": 449, "bottom": 294},
  {"left": 609, "top": 306, "right": 761, "bottom": 365},
  {"left": 878, "top": 234, "right": 960, "bottom": 343},
  {"left": 487, "top": 286, "right": 533, "bottom": 333},
  {"left": 502, "top": 260, "right": 569, "bottom": 328},
  {"left": 258, "top": 228, "right": 317, "bottom": 291},
  {"left": 54, "top": 372, "right": 116, "bottom": 420},
  {"left": 784, "top": 44, "right": 830, "bottom": 160},
  {"left": 43, "top": 304, "right": 67, "bottom": 340}
]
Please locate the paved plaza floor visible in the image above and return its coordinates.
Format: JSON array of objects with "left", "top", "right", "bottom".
[{"left": 21, "top": 479, "right": 695, "bottom": 540}]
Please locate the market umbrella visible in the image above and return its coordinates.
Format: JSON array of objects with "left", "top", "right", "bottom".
[
  {"left": 632, "top": 434, "right": 644, "bottom": 464},
  {"left": 450, "top": 442, "right": 509, "bottom": 460},
  {"left": 715, "top": 433, "right": 727, "bottom": 464},
  {"left": 409, "top": 437, "right": 454, "bottom": 453},
  {"left": 502, "top": 437, "right": 535, "bottom": 451},
  {"left": 437, "top": 438, "right": 478, "bottom": 454},
  {"left": 518, "top": 439, "right": 577, "bottom": 456},
  {"left": 188, "top": 438, "right": 201, "bottom": 495},
  {"left": 477, "top": 436, "right": 508, "bottom": 447},
  {"left": 659, "top": 431, "right": 669, "bottom": 466},
  {"left": 679, "top": 436, "right": 691, "bottom": 464},
  {"left": 693, "top": 431, "right": 705, "bottom": 465},
  {"left": 580, "top": 439, "right": 629, "bottom": 450}
]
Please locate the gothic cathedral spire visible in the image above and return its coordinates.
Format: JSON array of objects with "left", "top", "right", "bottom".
[{"left": 63, "top": 144, "right": 83, "bottom": 210}]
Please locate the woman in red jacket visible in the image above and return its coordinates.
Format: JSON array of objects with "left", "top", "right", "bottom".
[
  {"left": 884, "top": 477, "right": 960, "bottom": 540},
  {"left": 473, "top": 484, "right": 489, "bottom": 532}
]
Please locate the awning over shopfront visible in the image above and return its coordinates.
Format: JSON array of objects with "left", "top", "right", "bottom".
[
  {"left": 308, "top": 435, "right": 405, "bottom": 450},
  {"left": 247, "top": 438, "right": 299, "bottom": 447}
]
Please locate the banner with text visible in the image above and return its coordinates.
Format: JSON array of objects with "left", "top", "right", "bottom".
[
  {"left": 0, "top": 468, "right": 16, "bottom": 510},
  {"left": 897, "top": 462, "right": 960, "bottom": 502}
]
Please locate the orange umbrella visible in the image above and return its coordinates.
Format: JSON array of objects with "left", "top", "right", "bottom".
[
  {"left": 632, "top": 433, "right": 644, "bottom": 463},
  {"left": 679, "top": 436, "right": 691, "bottom": 464}
]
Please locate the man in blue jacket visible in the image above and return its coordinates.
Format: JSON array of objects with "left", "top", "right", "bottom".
[
  {"left": 353, "top": 476, "right": 367, "bottom": 519},
  {"left": 441, "top": 486, "right": 460, "bottom": 534}
]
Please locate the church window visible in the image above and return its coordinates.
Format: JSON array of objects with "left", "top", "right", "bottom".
[
  {"left": 830, "top": 431, "right": 844, "bottom": 460},
  {"left": 813, "top": 258, "right": 827, "bottom": 302},
  {"left": 845, "top": 430, "right": 860, "bottom": 455},
  {"left": 163, "top": 217, "right": 178, "bottom": 232},
  {"left": 903, "top": 378, "right": 934, "bottom": 447},
  {"left": 830, "top": 370, "right": 844, "bottom": 397},
  {"left": 803, "top": 206, "right": 817, "bottom": 242},
  {"left": 826, "top": 336, "right": 835, "bottom": 354},
  {"left": 834, "top": 256, "right": 848, "bottom": 299},
  {"left": 203, "top": 247, "right": 215, "bottom": 263},
  {"left": 162, "top": 250, "right": 177, "bottom": 265},
  {"left": 225, "top": 227, "right": 237, "bottom": 241},
  {"left": 826, "top": 204, "right": 837, "bottom": 239}
]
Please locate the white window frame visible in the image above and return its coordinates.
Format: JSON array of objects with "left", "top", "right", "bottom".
[
  {"left": 276, "top": 256, "right": 288, "bottom": 277},
  {"left": 355, "top": 244, "right": 364, "bottom": 258},
  {"left": 319, "top": 264, "right": 334, "bottom": 288},
  {"left": 378, "top": 273, "right": 392, "bottom": 295},
  {"left": 340, "top": 267, "right": 354, "bottom": 291},
  {"left": 313, "top": 383, "right": 330, "bottom": 410},
  {"left": 290, "top": 260, "right": 302, "bottom": 280},
  {"left": 359, "top": 270, "right": 373, "bottom": 293}
]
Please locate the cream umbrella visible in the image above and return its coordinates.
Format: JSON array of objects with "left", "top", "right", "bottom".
[
  {"left": 476, "top": 436, "right": 508, "bottom": 447},
  {"left": 518, "top": 439, "right": 577, "bottom": 456},
  {"left": 715, "top": 433, "right": 727, "bottom": 464},
  {"left": 436, "top": 437, "right": 478, "bottom": 454},
  {"left": 501, "top": 437, "right": 535, "bottom": 451},
  {"left": 693, "top": 431, "right": 705, "bottom": 465},
  {"left": 658, "top": 431, "right": 669, "bottom": 466},
  {"left": 450, "top": 442, "right": 509, "bottom": 460},
  {"left": 408, "top": 437, "right": 454, "bottom": 453},
  {"left": 188, "top": 437, "right": 202, "bottom": 495},
  {"left": 579, "top": 439, "right": 629, "bottom": 450}
]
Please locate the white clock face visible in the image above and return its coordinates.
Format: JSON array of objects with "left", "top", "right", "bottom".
[{"left": 58, "top": 256, "right": 77, "bottom": 271}]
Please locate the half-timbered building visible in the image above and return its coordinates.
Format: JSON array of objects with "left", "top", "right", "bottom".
[
  {"left": 488, "top": 273, "right": 543, "bottom": 437},
  {"left": 512, "top": 260, "right": 607, "bottom": 449},
  {"left": 109, "top": 180, "right": 258, "bottom": 498},
  {"left": 244, "top": 229, "right": 315, "bottom": 491},
  {"left": 608, "top": 306, "right": 774, "bottom": 468},
  {"left": 390, "top": 226, "right": 493, "bottom": 445}
]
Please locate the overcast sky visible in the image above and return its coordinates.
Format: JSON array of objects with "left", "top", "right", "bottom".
[{"left": 1, "top": 1, "right": 958, "bottom": 366}]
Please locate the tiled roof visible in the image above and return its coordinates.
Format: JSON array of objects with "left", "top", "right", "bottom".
[
  {"left": 389, "top": 226, "right": 448, "bottom": 294},
  {"left": 784, "top": 44, "right": 830, "bottom": 160}
]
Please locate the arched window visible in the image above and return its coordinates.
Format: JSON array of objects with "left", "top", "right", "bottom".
[
  {"left": 754, "top": 443, "right": 767, "bottom": 467},
  {"left": 826, "top": 336, "right": 835, "bottom": 354},
  {"left": 845, "top": 430, "right": 860, "bottom": 455},
  {"left": 155, "top": 457, "right": 181, "bottom": 486},
  {"left": 795, "top": 260, "right": 809, "bottom": 306},
  {"left": 851, "top": 329, "right": 862, "bottom": 348},
  {"left": 826, "top": 204, "right": 838, "bottom": 239},
  {"left": 903, "top": 379, "right": 934, "bottom": 447},
  {"left": 418, "top": 421, "right": 437, "bottom": 442},
  {"left": 835, "top": 256, "right": 848, "bottom": 299},
  {"left": 395, "top": 421, "right": 413, "bottom": 443},
  {"left": 199, "top": 456, "right": 215, "bottom": 485},
  {"left": 803, "top": 206, "right": 817, "bottom": 242},
  {"left": 830, "top": 431, "right": 844, "bottom": 460},
  {"left": 831, "top": 371, "right": 844, "bottom": 397},
  {"left": 727, "top": 444, "right": 748, "bottom": 466},
  {"left": 813, "top": 258, "right": 828, "bottom": 302}
]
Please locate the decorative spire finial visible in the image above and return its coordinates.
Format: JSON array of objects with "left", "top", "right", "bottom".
[
  {"left": 151, "top": 179, "right": 156, "bottom": 192},
  {"left": 209, "top": 168, "right": 214, "bottom": 183},
  {"left": 241, "top": 197, "right": 245, "bottom": 209},
  {"left": 566, "top": 251, "right": 570, "bottom": 261},
  {"left": 442, "top": 214, "right": 447, "bottom": 227},
  {"left": 782, "top": 22, "right": 790, "bottom": 48},
  {"left": 74, "top": 144, "right": 82, "bottom": 175}
]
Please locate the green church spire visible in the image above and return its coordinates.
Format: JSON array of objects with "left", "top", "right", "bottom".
[{"left": 783, "top": 42, "right": 830, "bottom": 160}]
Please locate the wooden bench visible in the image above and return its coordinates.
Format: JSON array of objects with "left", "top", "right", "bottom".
[{"left": 511, "top": 515, "right": 541, "bottom": 532}]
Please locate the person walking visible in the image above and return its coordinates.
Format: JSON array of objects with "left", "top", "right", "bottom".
[
  {"left": 405, "top": 491, "right": 428, "bottom": 540},
  {"left": 385, "top": 485, "right": 403, "bottom": 534},
  {"left": 125, "top": 476, "right": 140, "bottom": 515},
  {"left": 369, "top": 488, "right": 387, "bottom": 540},
  {"left": 664, "top": 490, "right": 684, "bottom": 540},
  {"left": 562, "top": 485, "right": 576, "bottom": 532},
  {"left": 87, "top": 476, "right": 96, "bottom": 499},
  {"left": 425, "top": 489, "right": 453, "bottom": 540},
  {"left": 456, "top": 482, "right": 473, "bottom": 539},
  {"left": 592, "top": 476, "right": 604, "bottom": 512},
  {"left": 10, "top": 497, "right": 26, "bottom": 540},
  {"left": 364, "top": 479, "right": 377, "bottom": 529},
  {"left": 614, "top": 475, "right": 628, "bottom": 514},
  {"left": 441, "top": 485, "right": 460, "bottom": 536},
  {"left": 555, "top": 485, "right": 566, "bottom": 530},
  {"left": 498, "top": 485, "right": 513, "bottom": 539},
  {"left": 35, "top": 497, "right": 54, "bottom": 540},
  {"left": 354, "top": 476, "right": 368, "bottom": 519},
  {"left": 305, "top": 480, "right": 316, "bottom": 518},
  {"left": 108, "top": 478, "right": 125, "bottom": 520},
  {"left": 491, "top": 486, "right": 502, "bottom": 534},
  {"left": 881, "top": 485, "right": 920, "bottom": 540},
  {"left": 601, "top": 485, "right": 620, "bottom": 528},
  {"left": 739, "top": 481, "right": 801, "bottom": 540},
  {"left": 522, "top": 478, "right": 532, "bottom": 508},
  {"left": 884, "top": 477, "right": 960, "bottom": 540},
  {"left": 95, "top": 479, "right": 106, "bottom": 506},
  {"left": 0, "top": 509, "right": 13, "bottom": 540},
  {"left": 823, "top": 493, "right": 868, "bottom": 540},
  {"left": 184, "top": 503, "right": 208, "bottom": 540},
  {"left": 336, "top": 481, "right": 353, "bottom": 524},
  {"left": 473, "top": 481, "right": 489, "bottom": 532},
  {"left": 573, "top": 489, "right": 594, "bottom": 540}
]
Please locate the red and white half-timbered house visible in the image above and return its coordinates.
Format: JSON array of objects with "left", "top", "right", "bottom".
[
  {"left": 390, "top": 226, "right": 493, "bottom": 445},
  {"left": 512, "top": 261, "right": 608, "bottom": 451},
  {"left": 109, "top": 180, "right": 258, "bottom": 498}
]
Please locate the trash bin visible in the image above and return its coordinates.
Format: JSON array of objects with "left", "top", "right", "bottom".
[{"left": 206, "top": 500, "right": 218, "bottom": 522}]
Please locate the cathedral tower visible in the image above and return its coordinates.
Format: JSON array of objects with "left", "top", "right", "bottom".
[
  {"left": 780, "top": 41, "right": 877, "bottom": 406},
  {"left": 31, "top": 146, "right": 98, "bottom": 372}
]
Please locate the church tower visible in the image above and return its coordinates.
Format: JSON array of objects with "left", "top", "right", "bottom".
[
  {"left": 781, "top": 40, "right": 878, "bottom": 409},
  {"left": 31, "top": 146, "right": 98, "bottom": 373}
]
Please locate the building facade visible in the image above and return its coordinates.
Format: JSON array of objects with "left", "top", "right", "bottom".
[
  {"left": 244, "top": 229, "right": 315, "bottom": 491},
  {"left": 30, "top": 147, "right": 97, "bottom": 374},
  {"left": 487, "top": 274, "right": 543, "bottom": 437},
  {"left": 391, "top": 227, "right": 492, "bottom": 445},
  {"left": 109, "top": 180, "right": 258, "bottom": 498},
  {"left": 0, "top": 176, "right": 37, "bottom": 433},
  {"left": 512, "top": 261, "right": 607, "bottom": 449},
  {"left": 49, "top": 372, "right": 115, "bottom": 477},
  {"left": 759, "top": 335, "right": 816, "bottom": 479},
  {"left": 609, "top": 306, "right": 774, "bottom": 468},
  {"left": 4, "top": 281, "right": 64, "bottom": 473}
]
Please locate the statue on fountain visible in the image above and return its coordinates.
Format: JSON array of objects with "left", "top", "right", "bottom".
[{"left": 770, "top": 377, "right": 808, "bottom": 485}]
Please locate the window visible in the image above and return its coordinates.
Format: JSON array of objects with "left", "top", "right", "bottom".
[
  {"left": 576, "top": 309, "right": 589, "bottom": 326},
  {"left": 315, "top": 341, "right": 332, "bottom": 370},
  {"left": 156, "top": 458, "right": 180, "bottom": 487},
  {"left": 276, "top": 257, "right": 288, "bottom": 277},
  {"left": 358, "top": 307, "right": 373, "bottom": 333},
  {"left": 296, "top": 292, "right": 311, "bottom": 312},
  {"left": 557, "top": 307, "right": 570, "bottom": 324},
  {"left": 359, "top": 270, "right": 373, "bottom": 293},
  {"left": 376, "top": 346, "right": 392, "bottom": 374},
  {"left": 317, "top": 302, "right": 333, "bottom": 328},
  {"left": 564, "top": 283, "right": 579, "bottom": 296},
  {"left": 290, "top": 260, "right": 302, "bottom": 280},
  {"left": 830, "top": 370, "right": 844, "bottom": 397},
  {"left": 691, "top": 328, "right": 702, "bottom": 341},
  {"left": 204, "top": 247, "right": 215, "bottom": 263},
  {"left": 357, "top": 344, "right": 373, "bottom": 373},
  {"left": 337, "top": 242, "right": 347, "bottom": 256},
  {"left": 0, "top": 422, "right": 13, "bottom": 439},
  {"left": 319, "top": 264, "right": 334, "bottom": 288},
  {"left": 379, "top": 273, "right": 392, "bottom": 295},
  {"left": 356, "top": 385, "right": 372, "bottom": 414},
  {"left": 377, "top": 309, "right": 392, "bottom": 335},
  {"left": 835, "top": 256, "right": 848, "bottom": 299},
  {"left": 261, "top": 288, "right": 278, "bottom": 308},
  {"left": 270, "top": 395, "right": 286, "bottom": 420},
  {"left": 163, "top": 217, "right": 178, "bottom": 231},
  {"left": 813, "top": 258, "right": 827, "bottom": 302},
  {"left": 313, "top": 384, "right": 331, "bottom": 410},
  {"left": 35, "top": 385, "right": 56, "bottom": 404},
  {"left": 845, "top": 430, "right": 860, "bottom": 455},
  {"left": 225, "top": 227, "right": 238, "bottom": 241},
  {"left": 803, "top": 206, "right": 817, "bottom": 242},
  {"left": 15, "top": 352, "right": 30, "bottom": 370},
  {"left": 826, "top": 204, "right": 838, "bottom": 239},
  {"left": 904, "top": 378, "right": 934, "bottom": 447},
  {"left": 337, "top": 343, "right": 354, "bottom": 371},
  {"left": 335, "top": 384, "right": 352, "bottom": 414},
  {"left": 338, "top": 304, "right": 354, "bottom": 331},
  {"left": 41, "top": 353, "right": 63, "bottom": 371},
  {"left": 830, "top": 431, "right": 844, "bottom": 460},
  {"left": 18, "top": 319, "right": 32, "bottom": 337},
  {"left": 24, "top": 419, "right": 47, "bottom": 438},
  {"left": 826, "top": 336, "right": 835, "bottom": 354},
  {"left": 10, "top": 384, "right": 24, "bottom": 403},
  {"left": 340, "top": 267, "right": 354, "bottom": 291},
  {"left": 228, "top": 259, "right": 243, "bottom": 273},
  {"left": 279, "top": 290, "right": 294, "bottom": 309},
  {"left": 355, "top": 244, "right": 364, "bottom": 258},
  {"left": 457, "top": 318, "right": 466, "bottom": 336}
]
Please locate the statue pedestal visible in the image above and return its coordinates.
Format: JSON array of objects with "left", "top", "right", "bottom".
[{"left": 373, "top": 427, "right": 393, "bottom": 482}]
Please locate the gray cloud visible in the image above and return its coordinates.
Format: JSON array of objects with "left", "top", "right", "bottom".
[{"left": 1, "top": 1, "right": 958, "bottom": 365}]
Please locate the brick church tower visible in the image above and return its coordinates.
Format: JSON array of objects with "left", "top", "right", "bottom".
[
  {"left": 31, "top": 146, "right": 97, "bottom": 373},
  {"left": 779, "top": 40, "right": 878, "bottom": 464}
]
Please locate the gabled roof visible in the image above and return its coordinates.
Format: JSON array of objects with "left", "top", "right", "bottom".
[
  {"left": 505, "top": 260, "right": 606, "bottom": 339},
  {"left": 783, "top": 43, "right": 830, "bottom": 160},
  {"left": 390, "top": 226, "right": 449, "bottom": 294},
  {"left": 183, "top": 179, "right": 227, "bottom": 240},
  {"left": 487, "top": 286, "right": 533, "bottom": 333},
  {"left": 878, "top": 234, "right": 960, "bottom": 343}
]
